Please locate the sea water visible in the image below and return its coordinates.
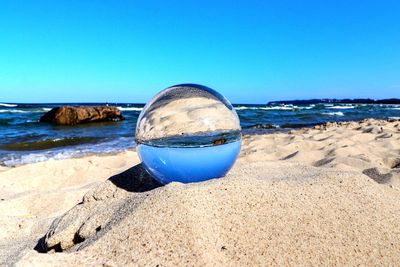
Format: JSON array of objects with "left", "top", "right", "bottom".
[{"left": 136, "top": 131, "right": 241, "bottom": 184}]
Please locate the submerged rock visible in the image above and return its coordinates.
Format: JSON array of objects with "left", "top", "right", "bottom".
[{"left": 40, "top": 106, "right": 125, "bottom": 125}]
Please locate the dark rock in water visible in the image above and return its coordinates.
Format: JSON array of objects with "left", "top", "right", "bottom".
[
  {"left": 213, "top": 138, "right": 226, "bottom": 145},
  {"left": 40, "top": 106, "right": 125, "bottom": 125}
]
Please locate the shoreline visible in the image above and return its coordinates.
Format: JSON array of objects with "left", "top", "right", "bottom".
[
  {"left": 0, "top": 148, "right": 137, "bottom": 168},
  {"left": 1, "top": 118, "right": 399, "bottom": 168}
]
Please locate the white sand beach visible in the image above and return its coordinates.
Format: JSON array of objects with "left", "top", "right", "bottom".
[{"left": 1, "top": 119, "right": 400, "bottom": 266}]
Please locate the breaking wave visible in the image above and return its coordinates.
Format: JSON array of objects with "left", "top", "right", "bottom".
[
  {"left": 117, "top": 107, "right": 143, "bottom": 111},
  {"left": 0, "top": 103, "right": 18, "bottom": 107},
  {"left": 322, "top": 112, "right": 344, "bottom": 116}
]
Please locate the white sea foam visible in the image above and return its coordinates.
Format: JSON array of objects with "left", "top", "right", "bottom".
[
  {"left": 235, "top": 105, "right": 301, "bottom": 111},
  {"left": 0, "top": 103, "right": 17, "bottom": 107},
  {"left": 0, "top": 109, "right": 27, "bottom": 113},
  {"left": 234, "top": 106, "right": 266, "bottom": 110},
  {"left": 0, "top": 108, "right": 50, "bottom": 113},
  {"left": 234, "top": 106, "right": 252, "bottom": 110},
  {"left": 322, "top": 112, "right": 344, "bottom": 116},
  {"left": 260, "top": 106, "right": 297, "bottom": 110},
  {"left": 1, "top": 137, "right": 135, "bottom": 166},
  {"left": 117, "top": 107, "right": 143, "bottom": 111},
  {"left": 2, "top": 152, "right": 72, "bottom": 166},
  {"left": 25, "top": 119, "right": 38, "bottom": 123},
  {"left": 302, "top": 105, "right": 315, "bottom": 110},
  {"left": 293, "top": 105, "right": 315, "bottom": 110},
  {"left": 329, "top": 106, "right": 355, "bottom": 109},
  {"left": 389, "top": 116, "right": 400, "bottom": 120}
]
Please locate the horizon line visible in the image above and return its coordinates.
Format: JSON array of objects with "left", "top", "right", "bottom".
[{"left": 1, "top": 97, "right": 400, "bottom": 106}]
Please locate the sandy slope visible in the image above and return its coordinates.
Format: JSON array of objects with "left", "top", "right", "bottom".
[
  {"left": 0, "top": 119, "right": 399, "bottom": 266},
  {"left": 242, "top": 119, "right": 400, "bottom": 185},
  {"left": 0, "top": 151, "right": 139, "bottom": 265}
]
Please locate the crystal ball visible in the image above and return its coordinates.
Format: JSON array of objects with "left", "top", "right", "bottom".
[{"left": 135, "top": 83, "right": 242, "bottom": 184}]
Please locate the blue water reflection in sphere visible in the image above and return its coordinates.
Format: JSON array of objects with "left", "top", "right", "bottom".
[{"left": 135, "top": 84, "right": 241, "bottom": 184}]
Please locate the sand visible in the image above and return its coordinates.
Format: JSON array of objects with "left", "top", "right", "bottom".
[
  {"left": 1, "top": 119, "right": 400, "bottom": 266},
  {"left": 0, "top": 151, "right": 140, "bottom": 265},
  {"left": 136, "top": 96, "right": 241, "bottom": 141},
  {"left": 242, "top": 119, "right": 400, "bottom": 186}
]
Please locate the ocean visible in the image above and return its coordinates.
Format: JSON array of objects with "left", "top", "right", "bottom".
[{"left": 0, "top": 102, "right": 399, "bottom": 166}]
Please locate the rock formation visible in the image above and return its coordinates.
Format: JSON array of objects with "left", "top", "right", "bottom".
[{"left": 40, "top": 106, "right": 124, "bottom": 125}]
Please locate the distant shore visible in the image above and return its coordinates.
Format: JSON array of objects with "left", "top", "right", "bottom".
[{"left": 267, "top": 97, "right": 400, "bottom": 105}]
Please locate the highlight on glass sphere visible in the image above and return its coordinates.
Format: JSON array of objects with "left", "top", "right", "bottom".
[{"left": 135, "top": 83, "right": 242, "bottom": 184}]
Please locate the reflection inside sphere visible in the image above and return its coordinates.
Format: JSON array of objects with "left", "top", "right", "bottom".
[{"left": 135, "top": 84, "right": 241, "bottom": 184}]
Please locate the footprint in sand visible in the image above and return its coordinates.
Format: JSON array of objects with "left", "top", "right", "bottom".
[
  {"left": 362, "top": 126, "right": 383, "bottom": 134},
  {"left": 375, "top": 133, "right": 392, "bottom": 140},
  {"left": 362, "top": 168, "right": 392, "bottom": 184},
  {"left": 313, "top": 134, "right": 333, "bottom": 142},
  {"left": 280, "top": 151, "right": 299, "bottom": 160},
  {"left": 313, "top": 157, "right": 335, "bottom": 167}
]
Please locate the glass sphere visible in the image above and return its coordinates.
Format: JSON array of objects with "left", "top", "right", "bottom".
[{"left": 135, "top": 84, "right": 241, "bottom": 184}]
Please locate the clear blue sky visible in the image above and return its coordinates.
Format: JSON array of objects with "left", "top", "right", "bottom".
[{"left": 0, "top": 1, "right": 399, "bottom": 104}]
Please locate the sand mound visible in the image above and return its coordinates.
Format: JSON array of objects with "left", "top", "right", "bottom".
[
  {"left": 0, "top": 151, "right": 139, "bottom": 266},
  {"left": 19, "top": 161, "right": 400, "bottom": 266},
  {"left": 242, "top": 119, "right": 400, "bottom": 186}
]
